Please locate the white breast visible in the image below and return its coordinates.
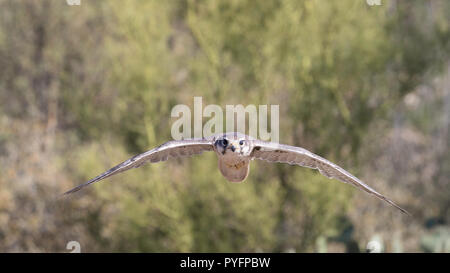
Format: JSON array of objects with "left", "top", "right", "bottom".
[{"left": 217, "top": 154, "right": 251, "bottom": 182}]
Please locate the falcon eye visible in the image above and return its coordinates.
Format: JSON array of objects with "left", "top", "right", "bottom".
[
  {"left": 222, "top": 139, "right": 228, "bottom": 146},
  {"left": 239, "top": 140, "right": 245, "bottom": 145}
]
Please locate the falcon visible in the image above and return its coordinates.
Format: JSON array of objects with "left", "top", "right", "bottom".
[{"left": 64, "top": 132, "right": 409, "bottom": 214}]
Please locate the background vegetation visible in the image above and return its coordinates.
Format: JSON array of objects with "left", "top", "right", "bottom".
[{"left": 0, "top": 0, "right": 449, "bottom": 252}]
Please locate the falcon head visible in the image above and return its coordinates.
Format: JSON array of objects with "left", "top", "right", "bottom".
[{"left": 213, "top": 132, "right": 254, "bottom": 157}]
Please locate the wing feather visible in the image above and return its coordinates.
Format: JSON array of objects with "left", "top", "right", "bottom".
[
  {"left": 64, "top": 139, "right": 213, "bottom": 195},
  {"left": 251, "top": 140, "right": 409, "bottom": 215}
]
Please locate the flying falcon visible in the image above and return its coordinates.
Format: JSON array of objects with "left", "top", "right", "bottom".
[{"left": 64, "top": 132, "right": 409, "bottom": 214}]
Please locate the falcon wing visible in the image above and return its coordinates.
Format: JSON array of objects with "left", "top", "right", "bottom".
[
  {"left": 64, "top": 139, "right": 214, "bottom": 195},
  {"left": 251, "top": 140, "right": 409, "bottom": 215}
]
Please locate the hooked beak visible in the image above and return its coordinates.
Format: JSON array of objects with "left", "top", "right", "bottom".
[{"left": 229, "top": 141, "right": 239, "bottom": 152}]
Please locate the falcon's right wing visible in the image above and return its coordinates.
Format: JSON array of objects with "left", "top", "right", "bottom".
[{"left": 64, "top": 139, "right": 214, "bottom": 195}]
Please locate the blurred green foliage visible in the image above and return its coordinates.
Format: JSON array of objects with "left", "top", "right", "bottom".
[
  {"left": 421, "top": 226, "right": 450, "bottom": 253},
  {"left": 0, "top": 0, "right": 448, "bottom": 252}
]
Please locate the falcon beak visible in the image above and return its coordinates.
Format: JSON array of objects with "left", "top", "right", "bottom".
[{"left": 229, "top": 141, "right": 239, "bottom": 152}]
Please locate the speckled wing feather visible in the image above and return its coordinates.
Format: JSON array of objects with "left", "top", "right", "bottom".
[
  {"left": 64, "top": 139, "right": 213, "bottom": 195},
  {"left": 251, "top": 140, "right": 409, "bottom": 215}
]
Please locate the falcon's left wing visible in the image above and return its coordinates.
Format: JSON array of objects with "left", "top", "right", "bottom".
[
  {"left": 251, "top": 140, "right": 409, "bottom": 215},
  {"left": 64, "top": 139, "right": 213, "bottom": 195}
]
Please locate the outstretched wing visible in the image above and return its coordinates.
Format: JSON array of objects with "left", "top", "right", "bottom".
[
  {"left": 251, "top": 140, "right": 409, "bottom": 215},
  {"left": 64, "top": 139, "right": 214, "bottom": 195}
]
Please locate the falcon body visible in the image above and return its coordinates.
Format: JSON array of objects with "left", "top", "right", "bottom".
[
  {"left": 214, "top": 132, "right": 254, "bottom": 182},
  {"left": 64, "top": 132, "right": 409, "bottom": 214}
]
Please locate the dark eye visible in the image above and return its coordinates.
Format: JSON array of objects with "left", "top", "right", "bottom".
[
  {"left": 222, "top": 139, "right": 228, "bottom": 146},
  {"left": 239, "top": 140, "right": 244, "bottom": 145}
]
